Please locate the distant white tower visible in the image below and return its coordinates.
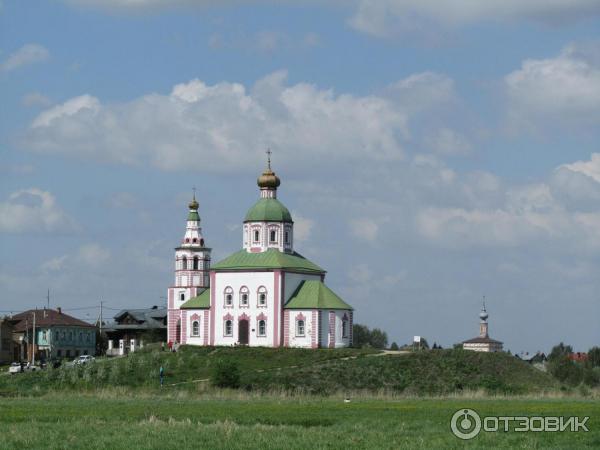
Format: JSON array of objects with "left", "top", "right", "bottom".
[
  {"left": 462, "top": 297, "right": 503, "bottom": 352},
  {"left": 167, "top": 192, "right": 211, "bottom": 344}
]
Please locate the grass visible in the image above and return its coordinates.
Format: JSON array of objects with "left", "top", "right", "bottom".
[
  {"left": 0, "top": 394, "right": 598, "bottom": 449},
  {"left": 0, "top": 346, "right": 563, "bottom": 396}
]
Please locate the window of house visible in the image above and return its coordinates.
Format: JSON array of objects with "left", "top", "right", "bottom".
[
  {"left": 180, "top": 293, "right": 185, "bottom": 301},
  {"left": 42, "top": 331, "right": 47, "bottom": 341},
  {"left": 61, "top": 331, "right": 66, "bottom": 340},
  {"left": 55, "top": 332, "right": 59, "bottom": 341},
  {"left": 253, "top": 230, "right": 260, "bottom": 242},
  {"left": 192, "top": 320, "right": 200, "bottom": 336},
  {"left": 79, "top": 332, "right": 83, "bottom": 342},
  {"left": 342, "top": 317, "right": 348, "bottom": 338},
  {"left": 192, "top": 238, "right": 197, "bottom": 243},
  {"left": 57, "top": 349, "right": 62, "bottom": 357},
  {"left": 240, "top": 287, "right": 249, "bottom": 306},
  {"left": 285, "top": 231, "right": 289, "bottom": 244},
  {"left": 69, "top": 331, "right": 73, "bottom": 341},
  {"left": 269, "top": 229, "right": 276, "bottom": 243},
  {"left": 193, "top": 256, "right": 199, "bottom": 270},
  {"left": 182, "top": 256, "right": 187, "bottom": 270},
  {"left": 258, "top": 320, "right": 266, "bottom": 337},
  {"left": 296, "top": 320, "right": 305, "bottom": 337},
  {"left": 257, "top": 287, "right": 267, "bottom": 306},
  {"left": 224, "top": 320, "right": 233, "bottom": 336},
  {"left": 86, "top": 333, "right": 90, "bottom": 343},
  {"left": 224, "top": 287, "right": 233, "bottom": 306}
]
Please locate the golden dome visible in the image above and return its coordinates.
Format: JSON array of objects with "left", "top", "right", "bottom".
[{"left": 257, "top": 168, "right": 281, "bottom": 189}]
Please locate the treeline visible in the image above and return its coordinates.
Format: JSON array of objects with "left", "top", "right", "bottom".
[
  {"left": 547, "top": 343, "right": 600, "bottom": 388},
  {"left": 352, "top": 324, "right": 388, "bottom": 349}
]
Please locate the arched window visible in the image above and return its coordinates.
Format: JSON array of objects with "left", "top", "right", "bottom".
[
  {"left": 269, "top": 229, "right": 276, "bottom": 243},
  {"left": 224, "top": 287, "right": 233, "bottom": 306},
  {"left": 258, "top": 320, "right": 266, "bottom": 336},
  {"left": 257, "top": 286, "right": 267, "bottom": 306},
  {"left": 224, "top": 320, "right": 233, "bottom": 336},
  {"left": 342, "top": 316, "right": 348, "bottom": 338},
  {"left": 285, "top": 231, "right": 289, "bottom": 244},
  {"left": 180, "top": 292, "right": 185, "bottom": 301},
  {"left": 192, "top": 320, "right": 200, "bottom": 336},
  {"left": 200, "top": 238, "right": 205, "bottom": 247},
  {"left": 239, "top": 286, "right": 249, "bottom": 306},
  {"left": 296, "top": 320, "right": 305, "bottom": 337},
  {"left": 192, "top": 238, "right": 197, "bottom": 244},
  {"left": 253, "top": 229, "right": 260, "bottom": 242},
  {"left": 182, "top": 256, "right": 187, "bottom": 270},
  {"left": 193, "top": 256, "right": 199, "bottom": 270}
]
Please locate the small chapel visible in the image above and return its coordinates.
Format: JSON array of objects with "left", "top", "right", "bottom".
[
  {"left": 167, "top": 156, "right": 353, "bottom": 348},
  {"left": 462, "top": 302, "right": 503, "bottom": 352}
]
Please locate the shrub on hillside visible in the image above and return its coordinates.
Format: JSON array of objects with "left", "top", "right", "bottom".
[{"left": 211, "top": 359, "right": 240, "bottom": 389}]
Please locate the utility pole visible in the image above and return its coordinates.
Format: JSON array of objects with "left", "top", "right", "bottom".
[
  {"left": 99, "top": 300, "right": 103, "bottom": 334},
  {"left": 47, "top": 289, "right": 50, "bottom": 309},
  {"left": 31, "top": 311, "right": 36, "bottom": 367}
]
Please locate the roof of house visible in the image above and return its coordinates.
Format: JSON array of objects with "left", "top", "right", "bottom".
[
  {"left": 212, "top": 248, "right": 324, "bottom": 273},
  {"left": 284, "top": 280, "right": 353, "bottom": 310},
  {"left": 462, "top": 336, "right": 503, "bottom": 345},
  {"left": 180, "top": 289, "right": 211, "bottom": 309},
  {"left": 244, "top": 198, "right": 293, "bottom": 223},
  {"left": 107, "top": 307, "right": 167, "bottom": 330},
  {"left": 11, "top": 309, "right": 95, "bottom": 332}
]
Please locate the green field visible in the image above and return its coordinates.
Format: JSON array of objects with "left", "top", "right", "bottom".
[{"left": 0, "top": 394, "right": 598, "bottom": 449}]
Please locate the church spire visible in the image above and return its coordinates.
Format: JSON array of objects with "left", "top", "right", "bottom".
[
  {"left": 479, "top": 297, "right": 489, "bottom": 338},
  {"left": 257, "top": 149, "right": 281, "bottom": 198}
]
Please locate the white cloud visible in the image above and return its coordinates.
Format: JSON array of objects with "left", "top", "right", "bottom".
[
  {"left": 0, "top": 188, "right": 78, "bottom": 233},
  {"left": 22, "top": 92, "right": 52, "bottom": 108},
  {"left": 349, "top": 1, "right": 600, "bottom": 38},
  {"left": 41, "top": 255, "right": 68, "bottom": 273},
  {"left": 385, "top": 72, "right": 456, "bottom": 114},
  {"left": 0, "top": 44, "right": 50, "bottom": 72},
  {"left": 505, "top": 44, "right": 600, "bottom": 131},
  {"left": 24, "top": 71, "right": 407, "bottom": 172},
  {"left": 424, "top": 127, "right": 471, "bottom": 156},
  {"left": 77, "top": 243, "right": 111, "bottom": 266},
  {"left": 561, "top": 153, "right": 600, "bottom": 183},
  {"left": 349, "top": 218, "right": 379, "bottom": 242}
]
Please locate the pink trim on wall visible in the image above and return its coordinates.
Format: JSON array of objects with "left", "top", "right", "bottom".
[
  {"left": 190, "top": 313, "right": 200, "bottom": 321},
  {"left": 295, "top": 312, "right": 306, "bottom": 321},
  {"left": 238, "top": 312, "right": 250, "bottom": 321},
  {"left": 209, "top": 271, "right": 216, "bottom": 345},
  {"left": 257, "top": 312, "right": 267, "bottom": 321},
  {"left": 312, "top": 310, "right": 318, "bottom": 349},
  {"left": 168, "top": 289, "right": 174, "bottom": 309},
  {"left": 328, "top": 311, "right": 335, "bottom": 348},
  {"left": 223, "top": 313, "right": 233, "bottom": 321},
  {"left": 181, "top": 310, "right": 188, "bottom": 344},
  {"left": 203, "top": 311, "right": 209, "bottom": 346},
  {"left": 283, "top": 310, "right": 290, "bottom": 346},
  {"left": 349, "top": 311, "right": 353, "bottom": 347},
  {"left": 280, "top": 272, "right": 285, "bottom": 346},
  {"left": 273, "top": 270, "right": 280, "bottom": 347}
]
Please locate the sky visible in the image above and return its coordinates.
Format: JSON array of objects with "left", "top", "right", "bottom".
[{"left": 1, "top": 0, "right": 599, "bottom": 353}]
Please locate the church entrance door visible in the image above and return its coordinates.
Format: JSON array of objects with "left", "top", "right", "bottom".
[{"left": 238, "top": 320, "right": 249, "bottom": 345}]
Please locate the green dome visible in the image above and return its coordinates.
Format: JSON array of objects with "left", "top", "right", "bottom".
[{"left": 244, "top": 198, "right": 293, "bottom": 223}]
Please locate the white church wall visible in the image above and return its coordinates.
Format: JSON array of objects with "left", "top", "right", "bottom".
[
  {"left": 213, "top": 271, "right": 278, "bottom": 347},
  {"left": 185, "top": 310, "right": 209, "bottom": 345},
  {"left": 332, "top": 310, "right": 352, "bottom": 348},
  {"left": 286, "top": 309, "right": 316, "bottom": 348}
]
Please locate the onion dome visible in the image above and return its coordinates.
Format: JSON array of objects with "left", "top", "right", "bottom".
[
  {"left": 188, "top": 191, "right": 200, "bottom": 221},
  {"left": 479, "top": 303, "right": 488, "bottom": 321},
  {"left": 189, "top": 197, "right": 199, "bottom": 210},
  {"left": 257, "top": 167, "right": 281, "bottom": 189},
  {"left": 244, "top": 198, "right": 293, "bottom": 223}
]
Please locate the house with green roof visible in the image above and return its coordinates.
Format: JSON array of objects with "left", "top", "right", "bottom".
[{"left": 167, "top": 156, "right": 353, "bottom": 348}]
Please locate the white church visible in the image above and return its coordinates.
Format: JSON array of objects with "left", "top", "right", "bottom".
[{"left": 167, "top": 158, "right": 353, "bottom": 348}]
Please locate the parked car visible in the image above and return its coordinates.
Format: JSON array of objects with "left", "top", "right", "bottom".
[
  {"left": 74, "top": 355, "right": 95, "bottom": 365},
  {"left": 8, "top": 362, "right": 22, "bottom": 374}
]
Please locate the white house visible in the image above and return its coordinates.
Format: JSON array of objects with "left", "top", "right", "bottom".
[{"left": 167, "top": 158, "right": 353, "bottom": 348}]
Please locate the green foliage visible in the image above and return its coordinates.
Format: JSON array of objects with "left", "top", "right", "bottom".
[
  {"left": 390, "top": 342, "right": 399, "bottom": 350},
  {"left": 352, "top": 324, "right": 388, "bottom": 349},
  {"left": 588, "top": 346, "right": 600, "bottom": 368},
  {"left": 211, "top": 359, "right": 241, "bottom": 389},
  {"left": 548, "top": 342, "right": 573, "bottom": 362}
]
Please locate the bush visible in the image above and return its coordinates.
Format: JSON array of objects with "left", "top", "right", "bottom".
[{"left": 211, "top": 359, "right": 240, "bottom": 389}]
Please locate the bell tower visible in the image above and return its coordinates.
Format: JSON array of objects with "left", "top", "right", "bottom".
[
  {"left": 479, "top": 299, "right": 489, "bottom": 338},
  {"left": 167, "top": 191, "right": 211, "bottom": 343}
]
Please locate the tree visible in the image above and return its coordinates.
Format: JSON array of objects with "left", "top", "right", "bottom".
[
  {"left": 548, "top": 342, "right": 573, "bottom": 362},
  {"left": 390, "top": 342, "right": 399, "bottom": 350},
  {"left": 588, "top": 347, "right": 600, "bottom": 368},
  {"left": 370, "top": 328, "right": 388, "bottom": 349},
  {"left": 352, "top": 324, "right": 371, "bottom": 348},
  {"left": 211, "top": 359, "right": 240, "bottom": 389}
]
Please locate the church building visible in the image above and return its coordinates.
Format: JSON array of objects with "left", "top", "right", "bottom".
[
  {"left": 462, "top": 302, "right": 503, "bottom": 352},
  {"left": 167, "top": 158, "right": 353, "bottom": 348}
]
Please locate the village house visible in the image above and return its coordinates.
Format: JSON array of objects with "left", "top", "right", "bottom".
[{"left": 0, "top": 318, "right": 15, "bottom": 364}]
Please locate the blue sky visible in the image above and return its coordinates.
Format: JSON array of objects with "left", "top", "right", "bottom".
[{"left": 1, "top": 0, "right": 600, "bottom": 352}]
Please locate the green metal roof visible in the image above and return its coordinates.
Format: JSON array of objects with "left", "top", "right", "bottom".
[
  {"left": 187, "top": 210, "right": 200, "bottom": 221},
  {"left": 284, "top": 280, "right": 353, "bottom": 310},
  {"left": 180, "top": 288, "right": 210, "bottom": 309},
  {"left": 212, "top": 249, "right": 324, "bottom": 273},
  {"left": 244, "top": 198, "right": 293, "bottom": 223}
]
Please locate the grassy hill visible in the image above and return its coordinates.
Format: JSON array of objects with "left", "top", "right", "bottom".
[{"left": 0, "top": 345, "right": 561, "bottom": 396}]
